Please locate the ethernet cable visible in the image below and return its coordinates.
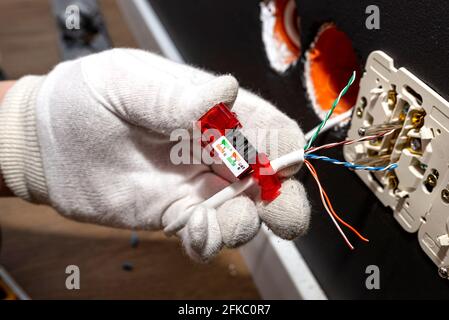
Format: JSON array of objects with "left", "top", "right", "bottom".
[
  {"left": 198, "top": 72, "right": 362, "bottom": 211},
  {"left": 166, "top": 72, "right": 394, "bottom": 248}
]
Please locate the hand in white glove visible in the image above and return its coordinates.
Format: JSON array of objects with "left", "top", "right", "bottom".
[{"left": 0, "top": 49, "right": 310, "bottom": 261}]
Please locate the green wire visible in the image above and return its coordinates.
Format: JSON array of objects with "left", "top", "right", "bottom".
[{"left": 304, "top": 71, "right": 356, "bottom": 150}]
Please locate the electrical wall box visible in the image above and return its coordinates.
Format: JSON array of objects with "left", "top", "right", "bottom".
[{"left": 344, "top": 51, "right": 449, "bottom": 271}]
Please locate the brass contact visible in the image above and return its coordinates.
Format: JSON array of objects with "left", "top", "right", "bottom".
[
  {"left": 399, "top": 102, "right": 410, "bottom": 122},
  {"left": 387, "top": 90, "right": 397, "bottom": 109},
  {"left": 411, "top": 111, "right": 425, "bottom": 128},
  {"left": 369, "top": 137, "right": 383, "bottom": 146},
  {"left": 387, "top": 172, "right": 399, "bottom": 189},
  {"left": 407, "top": 147, "right": 421, "bottom": 155}
]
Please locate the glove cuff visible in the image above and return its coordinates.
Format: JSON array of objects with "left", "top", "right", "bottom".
[{"left": 0, "top": 75, "right": 49, "bottom": 203}]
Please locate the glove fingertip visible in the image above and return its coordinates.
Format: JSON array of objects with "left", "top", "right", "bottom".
[
  {"left": 186, "top": 206, "right": 208, "bottom": 252},
  {"left": 190, "top": 75, "right": 239, "bottom": 116},
  {"left": 258, "top": 179, "right": 311, "bottom": 240},
  {"left": 216, "top": 74, "right": 239, "bottom": 108},
  {"left": 181, "top": 205, "right": 223, "bottom": 262},
  {"left": 217, "top": 196, "right": 260, "bottom": 248}
]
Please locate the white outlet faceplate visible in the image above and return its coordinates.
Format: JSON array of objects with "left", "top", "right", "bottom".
[{"left": 344, "top": 51, "right": 449, "bottom": 270}]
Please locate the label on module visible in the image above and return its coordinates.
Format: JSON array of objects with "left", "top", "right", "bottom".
[{"left": 211, "top": 136, "right": 250, "bottom": 177}]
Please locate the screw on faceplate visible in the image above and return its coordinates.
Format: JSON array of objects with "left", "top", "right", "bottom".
[
  {"left": 438, "top": 266, "right": 449, "bottom": 279},
  {"left": 358, "top": 127, "right": 366, "bottom": 136},
  {"left": 410, "top": 138, "right": 422, "bottom": 153},
  {"left": 356, "top": 97, "right": 367, "bottom": 118},
  {"left": 424, "top": 173, "right": 438, "bottom": 192},
  {"left": 442, "top": 189, "right": 449, "bottom": 204}
]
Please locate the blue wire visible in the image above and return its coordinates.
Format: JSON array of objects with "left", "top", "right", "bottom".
[{"left": 304, "top": 153, "right": 398, "bottom": 172}]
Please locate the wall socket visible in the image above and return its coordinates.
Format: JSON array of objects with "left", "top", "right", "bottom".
[{"left": 344, "top": 51, "right": 449, "bottom": 275}]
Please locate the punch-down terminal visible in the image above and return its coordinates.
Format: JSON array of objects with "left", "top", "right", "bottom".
[{"left": 343, "top": 51, "right": 449, "bottom": 278}]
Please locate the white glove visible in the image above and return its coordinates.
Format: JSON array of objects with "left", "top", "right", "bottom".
[{"left": 0, "top": 49, "right": 310, "bottom": 261}]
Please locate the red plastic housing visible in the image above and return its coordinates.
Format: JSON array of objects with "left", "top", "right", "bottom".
[
  {"left": 198, "top": 103, "right": 241, "bottom": 136},
  {"left": 252, "top": 153, "right": 282, "bottom": 201}
]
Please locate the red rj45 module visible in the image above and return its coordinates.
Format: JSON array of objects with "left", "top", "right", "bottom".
[{"left": 197, "top": 103, "right": 281, "bottom": 201}]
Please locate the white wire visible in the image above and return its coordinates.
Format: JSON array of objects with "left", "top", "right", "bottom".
[
  {"left": 304, "top": 108, "right": 353, "bottom": 141},
  {"left": 304, "top": 161, "right": 354, "bottom": 250}
]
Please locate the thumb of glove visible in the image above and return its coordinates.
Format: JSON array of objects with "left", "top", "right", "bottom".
[
  {"left": 81, "top": 49, "right": 239, "bottom": 134},
  {"left": 175, "top": 75, "right": 239, "bottom": 131}
]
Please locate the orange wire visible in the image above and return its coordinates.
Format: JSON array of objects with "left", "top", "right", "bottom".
[
  {"left": 304, "top": 160, "right": 369, "bottom": 243},
  {"left": 305, "top": 160, "right": 354, "bottom": 249}
]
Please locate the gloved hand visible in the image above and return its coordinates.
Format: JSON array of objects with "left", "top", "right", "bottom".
[{"left": 0, "top": 49, "right": 310, "bottom": 261}]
